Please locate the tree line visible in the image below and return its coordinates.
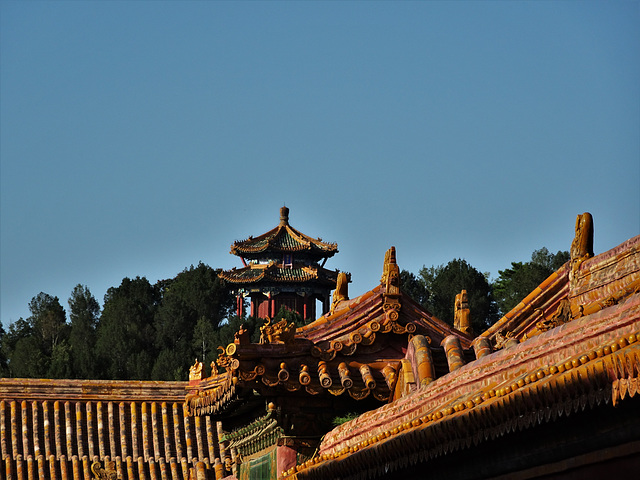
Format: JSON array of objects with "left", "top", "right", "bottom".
[
  {"left": 400, "top": 247, "right": 569, "bottom": 334},
  {"left": 0, "top": 248, "right": 568, "bottom": 381}
]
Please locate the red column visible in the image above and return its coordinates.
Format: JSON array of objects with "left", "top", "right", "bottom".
[{"left": 303, "top": 295, "right": 308, "bottom": 320}]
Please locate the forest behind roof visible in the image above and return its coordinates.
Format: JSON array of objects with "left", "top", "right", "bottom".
[{"left": 0, "top": 248, "right": 568, "bottom": 381}]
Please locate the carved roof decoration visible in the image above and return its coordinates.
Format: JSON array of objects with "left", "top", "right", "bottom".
[
  {"left": 186, "top": 247, "right": 472, "bottom": 418},
  {"left": 283, "top": 228, "right": 640, "bottom": 479},
  {"left": 481, "top": 234, "right": 640, "bottom": 348},
  {"left": 297, "top": 247, "right": 470, "bottom": 349},
  {"left": 229, "top": 206, "right": 338, "bottom": 260}
]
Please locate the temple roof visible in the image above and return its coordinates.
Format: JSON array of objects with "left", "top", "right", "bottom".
[
  {"left": 285, "top": 232, "right": 640, "bottom": 479},
  {"left": 482, "top": 234, "right": 640, "bottom": 345},
  {"left": 218, "top": 263, "right": 338, "bottom": 287},
  {"left": 229, "top": 207, "right": 338, "bottom": 259},
  {"left": 183, "top": 213, "right": 640, "bottom": 479},
  {"left": 0, "top": 379, "right": 218, "bottom": 480},
  {"left": 186, "top": 247, "right": 471, "bottom": 418}
]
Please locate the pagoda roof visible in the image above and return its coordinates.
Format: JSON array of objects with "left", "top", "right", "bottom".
[
  {"left": 218, "top": 262, "right": 338, "bottom": 287},
  {"left": 0, "top": 379, "right": 220, "bottom": 479},
  {"left": 286, "top": 232, "right": 640, "bottom": 479},
  {"left": 295, "top": 284, "right": 471, "bottom": 355},
  {"left": 229, "top": 207, "right": 338, "bottom": 259},
  {"left": 186, "top": 246, "right": 471, "bottom": 417}
]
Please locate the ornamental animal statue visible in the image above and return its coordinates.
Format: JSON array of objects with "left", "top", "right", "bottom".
[
  {"left": 331, "top": 271, "right": 349, "bottom": 314},
  {"left": 259, "top": 317, "right": 296, "bottom": 344},
  {"left": 454, "top": 289, "right": 473, "bottom": 336},
  {"left": 570, "top": 212, "right": 594, "bottom": 283},
  {"left": 234, "top": 323, "right": 250, "bottom": 344},
  {"left": 91, "top": 460, "right": 119, "bottom": 480},
  {"left": 189, "top": 359, "right": 203, "bottom": 381},
  {"left": 381, "top": 247, "right": 401, "bottom": 295}
]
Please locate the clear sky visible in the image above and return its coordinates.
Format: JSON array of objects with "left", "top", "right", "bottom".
[{"left": 1, "top": 1, "right": 639, "bottom": 328}]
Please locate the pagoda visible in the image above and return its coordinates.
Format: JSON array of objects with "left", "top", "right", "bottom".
[{"left": 219, "top": 206, "right": 340, "bottom": 320}]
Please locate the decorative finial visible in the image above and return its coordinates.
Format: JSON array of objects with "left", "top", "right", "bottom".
[
  {"left": 454, "top": 290, "right": 473, "bottom": 336},
  {"left": 280, "top": 205, "right": 290, "bottom": 225},
  {"left": 570, "top": 212, "right": 594, "bottom": 284},
  {"left": 330, "top": 271, "right": 350, "bottom": 314}
]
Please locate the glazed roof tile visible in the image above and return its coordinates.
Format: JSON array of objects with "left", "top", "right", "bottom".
[
  {"left": 288, "top": 330, "right": 640, "bottom": 479},
  {"left": 230, "top": 207, "right": 338, "bottom": 259},
  {"left": 297, "top": 284, "right": 470, "bottom": 351},
  {"left": 284, "top": 234, "right": 640, "bottom": 479},
  {"left": 187, "top": 248, "right": 472, "bottom": 416},
  {"left": 0, "top": 379, "right": 218, "bottom": 480},
  {"left": 482, "top": 234, "right": 640, "bottom": 345},
  {"left": 218, "top": 264, "right": 337, "bottom": 286}
]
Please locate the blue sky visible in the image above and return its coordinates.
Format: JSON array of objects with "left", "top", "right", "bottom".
[{"left": 1, "top": 1, "right": 639, "bottom": 327}]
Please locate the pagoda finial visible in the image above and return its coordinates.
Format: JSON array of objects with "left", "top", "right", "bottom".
[{"left": 280, "top": 205, "right": 290, "bottom": 225}]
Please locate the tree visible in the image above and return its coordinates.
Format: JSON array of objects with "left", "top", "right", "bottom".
[
  {"left": 8, "top": 335, "right": 47, "bottom": 378},
  {"left": 96, "top": 277, "right": 159, "bottom": 380},
  {"left": 0, "top": 324, "right": 8, "bottom": 376},
  {"left": 68, "top": 284, "right": 100, "bottom": 378},
  {"left": 2, "top": 318, "right": 33, "bottom": 376},
  {"left": 419, "top": 259, "right": 497, "bottom": 332},
  {"left": 192, "top": 316, "right": 219, "bottom": 369},
  {"left": 3, "top": 293, "right": 69, "bottom": 378},
  {"left": 216, "top": 314, "right": 261, "bottom": 348},
  {"left": 3, "top": 317, "right": 45, "bottom": 377},
  {"left": 27, "top": 292, "right": 68, "bottom": 358},
  {"left": 48, "top": 341, "right": 72, "bottom": 378},
  {"left": 399, "top": 269, "right": 429, "bottom": 309},
  {"left": 493, "top": 248, "right": 569, "bottom": 316},
  {"left": 152, "top": 263, "right": 234, "bottom": 380},
  {"left": 531, "top": 247, "right": 570, "bottom": 271}
]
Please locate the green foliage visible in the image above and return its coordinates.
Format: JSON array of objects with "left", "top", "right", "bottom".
[
  {"left": 531, "top": 247, "right": 570, "bottom": 271},
  {"left": 48, "top": 340, "right": 73, "bottom": 378},
  {"left": 399, "top": 269, "right": 429, "bottom": 309},
  {"left": 3, "top": 318, "right": 32, "bottom": 354},
  {"left": 0, "top": 324, "right": 8, "bottom": 377},
  {"left": 216, "top": 314, "right": 262, "bottom": 349},
  {"left": 95, "top": 277, "right": 159, "bottom": 380},
  {"left": 152, "top": 263, "right": 234, "bottom": 380},
  {"left": 493, "top": 248, "right": 569, "bottom": 316},
  {"left": 7, "top": 335, "right": 47, "bottom": 378},
  {"left": 275, "top": 305, "right": 306, "bottom": 327},
  {"left": 2, "top": 248, "right": 569, "bottom": 380},
  {"left": 27, "top": 292, "right": 68, "bottom": 357},
  {"left": 192, "top": 316, "right": 219, "bottom": 373},
  {"left": 332, "top": 412, "right": 360, "bottom": 426},
  {"left": 68, "top": 284, "right": 100, "bottom": 379},
  {"left": 419, "top": 259, "right": 497, "bottom": 332},
  {"left": 3, "top": 293, "right": 69, "bottom": 378},
  {"left": 2, "top": 264, "right": 236, "bottom": 381},
  {"left": 150, "top": 349, "right": 185, "bottom": 381}
]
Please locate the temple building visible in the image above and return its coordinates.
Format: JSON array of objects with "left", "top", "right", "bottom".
[
  {"left": 219, "top": 207, "right": 340, "bottom": 320},
  {"left": 1, "top": 211, "right": 638, "bottom": 480},
  {"left": 187, "top": 244, "right": 473, "bottom": 477},
  {"left": 187, "top": 212, "right": 640, "bottom": 479}
]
